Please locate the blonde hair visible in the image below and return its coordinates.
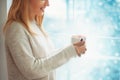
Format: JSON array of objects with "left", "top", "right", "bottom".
[{"left": 3, "top": 0, "right": 46, "bottom": 36}]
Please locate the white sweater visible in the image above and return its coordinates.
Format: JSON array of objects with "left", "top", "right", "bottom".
[{"left": 4, "top": 21, "right": 77, "bottom": 80}]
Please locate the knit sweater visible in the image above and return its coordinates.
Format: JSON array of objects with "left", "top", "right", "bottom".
[{"left": 4, "top": 21, "right": 77, "bottom": 80}]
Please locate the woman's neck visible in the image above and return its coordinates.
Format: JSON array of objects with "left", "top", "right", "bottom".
[
  {"left": 29, "top": 6, "right": 35, "bottom": 22},
  {"left": 29, "top": 12, "right": 35, "bottom": 22}
]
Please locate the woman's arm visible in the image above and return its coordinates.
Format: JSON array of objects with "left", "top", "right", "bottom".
[{"left": 5, "top": 22, "right": 77, "bottom": 79}]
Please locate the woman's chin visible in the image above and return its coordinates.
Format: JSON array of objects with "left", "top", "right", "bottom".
[
  {"left": 37, "top": 12, "right": 44, "bottom": 16},
  {"left": 41, "top": 12, "right": 44, "bottom": 15}
]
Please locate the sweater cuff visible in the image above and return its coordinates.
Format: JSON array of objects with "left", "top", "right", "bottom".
[{"left": 63, "top": 44, "right": 78, "bottom": 59}]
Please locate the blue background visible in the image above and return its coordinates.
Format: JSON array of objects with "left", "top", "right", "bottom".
[{"left": 44, "top": 0, "right": 120, "bottom": 80}]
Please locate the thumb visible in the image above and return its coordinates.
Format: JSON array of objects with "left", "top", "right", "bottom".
[{"left": 74, "top": 41, "right": 85, "bottom": 47}]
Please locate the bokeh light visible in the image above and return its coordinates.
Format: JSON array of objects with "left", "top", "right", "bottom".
[{"left": 44, "top": 0, "right": 120, "bottom": 80}]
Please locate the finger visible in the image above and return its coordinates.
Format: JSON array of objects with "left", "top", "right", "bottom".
[
  {"left": 78, "top": 45, "right": 86, "bottom": 54},
  {"left": 79, "top": 41, "right": 85, "bottom": 46},
  {"left": 82, "top": 48, "right": 87, "bottom": 54},
  {"left": 74, "top": 41, "right": 85, "bottom": 46}
]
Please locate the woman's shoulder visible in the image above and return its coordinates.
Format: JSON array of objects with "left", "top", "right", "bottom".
[
  {"left": 5, "top": 21, "right": 28, "bottom": 39},
  {"left": 9, "top": 21, "right": 24, "bottom": 30},
  {"left": 6, "top": 21, "right": 27, "bottom": 34}
]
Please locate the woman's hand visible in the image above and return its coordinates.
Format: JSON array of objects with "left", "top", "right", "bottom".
[{"left": 73, "top": 40, "right": 87, "bottom": 56}]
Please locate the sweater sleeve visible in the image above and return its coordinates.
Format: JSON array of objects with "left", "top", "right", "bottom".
[{"left": 5, "top": 22, "right": 77, "bottom": 79}]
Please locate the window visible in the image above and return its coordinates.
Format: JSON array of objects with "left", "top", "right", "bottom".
[{"left": 44, "top": 0, "right": 120, "bottom": 80}]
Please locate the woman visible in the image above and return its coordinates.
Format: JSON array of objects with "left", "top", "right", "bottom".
[{"left": 3, "top": 0, "right": 87, "bottom": 80}]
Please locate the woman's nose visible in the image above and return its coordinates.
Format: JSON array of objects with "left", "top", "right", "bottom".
[{"left": 45, "top": 0, "right": 49, "bottom": 7}]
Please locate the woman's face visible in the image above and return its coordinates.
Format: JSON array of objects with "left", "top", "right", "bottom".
[{"left": 29, "top": 0, "right": 49, "bottom": 16}]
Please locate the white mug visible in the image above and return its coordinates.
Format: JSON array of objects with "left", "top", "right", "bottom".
[{"left": 71, "top": 36, "right": 86, "bottom": 44}]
